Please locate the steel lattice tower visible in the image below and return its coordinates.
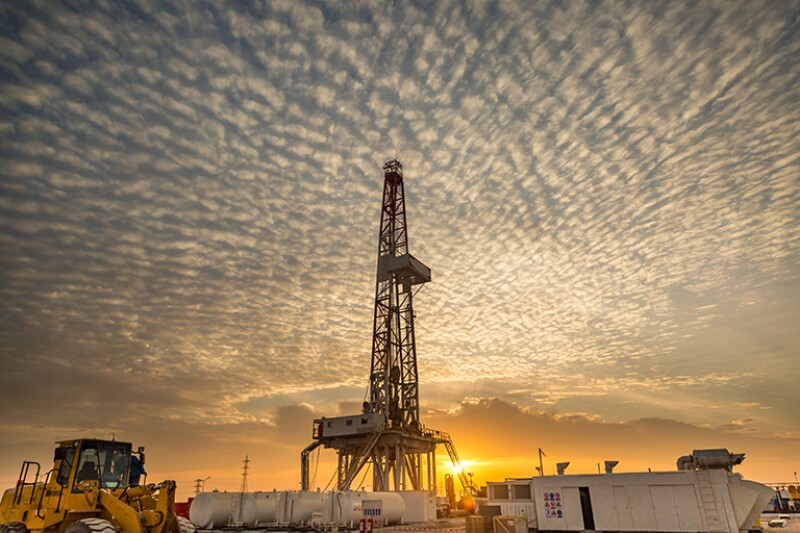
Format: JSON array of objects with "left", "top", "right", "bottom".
[
  {"left": 301, "top": 160, "right": 475, "bottom": 495},
  {"left": 368, "top": 159, "right": 425, "bottom": 430}
]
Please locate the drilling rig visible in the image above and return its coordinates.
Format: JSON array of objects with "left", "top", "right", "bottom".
[{"left": 301, "top": 159, "right": 476, "bottom": 496}]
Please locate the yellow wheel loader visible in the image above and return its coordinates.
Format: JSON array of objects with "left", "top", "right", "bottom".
[{"left": 0, "top": 439, "right": 194, "bottom": 533}]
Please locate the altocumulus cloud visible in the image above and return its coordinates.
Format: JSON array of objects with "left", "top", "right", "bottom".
[{"left": 0, "top": 0, "right": 798, "bottom": 480}]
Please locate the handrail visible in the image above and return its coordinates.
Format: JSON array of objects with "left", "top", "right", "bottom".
[
  {"left": 55, "top": 466, "right": 66, "bottom": 513},
  {"left": 35, "top": 468, "right": 58, "bottom": 518},
  {"left": 14, "top": 461, "right": 41, "bottom": 505}
]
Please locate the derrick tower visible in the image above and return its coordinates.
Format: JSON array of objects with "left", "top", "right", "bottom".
[
  {"left": 368, "top": 158, "right": 427, "bottom": 431},
  {"left": 301, "top": 160, "right": 474, "bottom": 495}
]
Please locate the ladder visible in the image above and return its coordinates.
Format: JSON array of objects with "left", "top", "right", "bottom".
[{"left": 696, "top": 470, "right": 723, "bottom": 532}]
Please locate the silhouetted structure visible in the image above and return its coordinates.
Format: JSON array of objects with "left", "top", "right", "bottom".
[{"left": 301, "top": 160, "right": 475, "bottom": 494}]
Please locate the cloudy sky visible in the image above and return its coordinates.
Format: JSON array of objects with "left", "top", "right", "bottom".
[{"left": 1, "top": 0, "right": 798, "bottom": 498}]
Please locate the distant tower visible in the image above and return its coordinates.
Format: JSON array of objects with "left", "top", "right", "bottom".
[
  {"left": 301, "top": 160, "right": 476, "bottom": 495},
  {"left": 239, "top": 455, "right": 250, "bottom": 493},
  {"left": 193, "top": 477, "right": 210, "bottom": 496}
]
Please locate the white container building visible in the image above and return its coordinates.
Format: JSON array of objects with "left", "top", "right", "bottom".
[{"left": 483, "top": 450, "right": 774, "bottom": 533}]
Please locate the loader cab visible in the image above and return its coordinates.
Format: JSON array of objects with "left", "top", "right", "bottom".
[{"left": 55, "top": 439, "right": 132, "bottom": 492}]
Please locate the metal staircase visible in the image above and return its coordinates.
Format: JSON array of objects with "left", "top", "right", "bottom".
[{"left": 436, "top": 431, "right": 476, "bottom": 495}]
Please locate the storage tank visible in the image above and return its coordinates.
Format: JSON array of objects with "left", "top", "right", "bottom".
[
  {"left": 190, "top": 489, "right": 406, "bottom": 528},
  {"left": 240, "top": 491, "right": 279, "bottom": 526},
  {"left": 189, "top": 492, "right": 234, "bottom": 529},
  {"left": 277, "top": 490, "right": 324, "bottom": 524},
  {"left": 324, "top": 491, "right": 405, "bottom": 525}
]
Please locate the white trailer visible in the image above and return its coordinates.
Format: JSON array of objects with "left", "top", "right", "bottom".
[{"left": 483, "top": 450, "right": 773, "bottom": 532}]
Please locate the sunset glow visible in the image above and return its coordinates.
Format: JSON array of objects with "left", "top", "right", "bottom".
[{"left": 0, "top": 0, "right": 798, "bottom": 501}]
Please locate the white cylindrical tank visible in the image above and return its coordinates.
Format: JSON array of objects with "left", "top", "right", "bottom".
[
  {"left": 190, "top": 490, "right": 404, "bottom": 528},
  {"left": 189, "top": 491, "right": 234, "bottom": 529},
  {"left": 231, "top": 493, "right": 252, "bottom": 525},
  {"left": 240, "top": 491, "right": 279, "bottom": 526},
  {"left": 278, "top": 490, "right": 324, "bottom": 524},
  {"left": 325, "top": 491, "right": 405, "bottom": 525}
]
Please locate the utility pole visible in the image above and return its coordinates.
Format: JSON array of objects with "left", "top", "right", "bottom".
[
  {"left": 240, "top": 456, "right": 250, "bottom": 493},
  {"left": 193, "top": 477, "right": 210, "bottom": 496},
  {"left": 538, "top": 448, "right": 546, "bottom": 476}
]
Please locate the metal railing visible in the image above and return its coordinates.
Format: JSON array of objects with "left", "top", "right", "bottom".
[{"left": 13, "top": 461, "right": 41, "bottom": 506}]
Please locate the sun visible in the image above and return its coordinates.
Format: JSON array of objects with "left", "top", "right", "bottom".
[{"left": 448, "top": 460, "right": 474, "bottom": 474}]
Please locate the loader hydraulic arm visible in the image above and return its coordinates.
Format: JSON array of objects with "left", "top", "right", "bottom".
[
  {"left": 97, "top": 491, "right": 142, "bottom": 533},
  {"left": 150, "top": 481, "right": 178, "bottom": 533}
]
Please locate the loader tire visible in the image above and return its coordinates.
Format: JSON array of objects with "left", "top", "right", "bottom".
[
  {"left": 64, "top": 518, "right": 116, "bottom": 533},
  {"left": 176, "top": 516, "right": 196, "bottom": 533},
  {"left": 1, "top": 522, "right": 30, "bottom": 533}
]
